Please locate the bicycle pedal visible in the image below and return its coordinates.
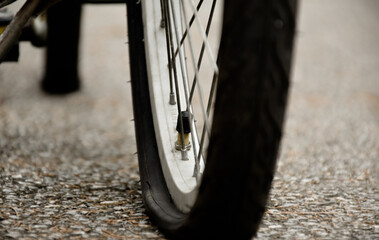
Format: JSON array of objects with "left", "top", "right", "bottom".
[{"left": 0, "top": 8, "right": 19, "bottom": 62}]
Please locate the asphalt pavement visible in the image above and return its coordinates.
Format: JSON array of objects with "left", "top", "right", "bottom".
[{"left": 0, "top": 0, "right": 378, "bottom": 239}]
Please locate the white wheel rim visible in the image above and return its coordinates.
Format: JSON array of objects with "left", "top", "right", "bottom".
[{"left": 141, "top": 0, "right": 222, "bottom": 212}]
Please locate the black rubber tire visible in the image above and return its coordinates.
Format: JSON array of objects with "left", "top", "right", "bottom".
[
  {"left": 127, "top": 0, "right": 297, "bottom": 239},
  {"left": 42, "top": 0, "right": 82, "bottom": 95}
]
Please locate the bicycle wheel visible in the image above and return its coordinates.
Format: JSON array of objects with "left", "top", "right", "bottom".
[
  {"left": 42, "top": 0, "right": 82, "bottom": 94},
  {"left": 127, "top": 0, "right": 297, "bottom": 239}
]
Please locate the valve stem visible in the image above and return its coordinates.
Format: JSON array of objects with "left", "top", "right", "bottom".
[{"left": 175, "top": 111, "right": 192, "bottom": 160}]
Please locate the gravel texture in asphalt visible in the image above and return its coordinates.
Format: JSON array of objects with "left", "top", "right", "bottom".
[{"left": 1, "top": 0, "right": 378, "bottom": 239}]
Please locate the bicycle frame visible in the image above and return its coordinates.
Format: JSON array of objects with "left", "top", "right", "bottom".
[{"left": 0, "top": 0, "right": 42, "bottom": 61}]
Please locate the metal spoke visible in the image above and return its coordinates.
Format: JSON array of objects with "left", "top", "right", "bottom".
[
  {"left": 162, "top": 0, "right": 189, "bottom": 160},
  {"left": 188, "top": 0, "right": 217, "bottom": 104},
  {"left": 188, "top": 0, "right": 219, "bottom": 74},
  {"left": 169, "top": 0, "right": 201, "bottom": 162},
  {"left": 161, "top": 0, "right": 176, "bottom": 105},
  {"left": 180, "top": 0, "right": 219, "bottom": 178},
  {"left": 197, "top": 72, "right": 218, "bottom": 162},
  {"left": 172, "top": 0, "right": 204, "bottom": 59},
  {"left": 161, "top": 0, "right": 221, "bottom": 178},
  {"left": 180, "top": 1, "right": 212, "bottom": 137}
]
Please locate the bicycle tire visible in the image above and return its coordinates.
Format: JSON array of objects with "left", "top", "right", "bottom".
[
  {"left": 42, "top": 0, "right": 82, "bottom": 94},
  {"left": 127, "top": 0, "right": 297, "bottom": 239}
]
